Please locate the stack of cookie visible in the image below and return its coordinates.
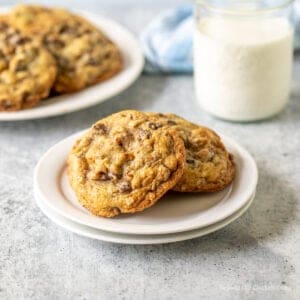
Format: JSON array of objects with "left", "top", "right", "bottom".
[
  {"left": 0, "top": 5, "right": 122, "bottom": 111},
  {"left": 68, "top": 110, "right": 235, "bottom": 218}
]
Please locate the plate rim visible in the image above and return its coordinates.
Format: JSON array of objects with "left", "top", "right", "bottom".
[
  {"left": 34, "top": 130, "right": 258, "bottom": 235},
  {"left": 35, "top": 187, "right": 255, "bottom": 245},
  {"left": 0, "top": 7, "right": 144, "bottom": 121}
]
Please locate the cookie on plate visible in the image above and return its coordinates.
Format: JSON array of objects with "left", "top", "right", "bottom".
[
  {"left": 10, "top": 5, "right": 123, "bottom": 94},
  {"left": 0, "top": 18, "right": 57, "bottom": 111},
  {"left": 9, "top": 5, "right": 66, "bottom": 37},
  {"left": 68, "top": 110, "right": 186, "bottom": 218},
  {"left": 44, "top": 14, "right": 123, "bottom": 94},
  {"left": 147, "top": 113, "right": 235, "bottom": 192}
]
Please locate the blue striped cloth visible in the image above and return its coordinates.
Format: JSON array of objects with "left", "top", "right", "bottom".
[{"left": 140, "top": 4, "right": 300, "bottom": 73}]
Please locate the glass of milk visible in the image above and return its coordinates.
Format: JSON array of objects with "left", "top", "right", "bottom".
[{"left": 194, "top": 0, "right": 294, "bottom": 121}]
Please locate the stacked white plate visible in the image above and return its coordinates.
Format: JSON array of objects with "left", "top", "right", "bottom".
[{"left": 34, "top": 131, "right": 258, "bottom": 245}]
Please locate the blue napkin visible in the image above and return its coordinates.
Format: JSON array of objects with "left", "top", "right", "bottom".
[
  {"left": 140, "top": 4, "right": 300, "bottom": 74},
  {"left": 140, "top": 5, "right": 193, "bottom": 73},
  {"left": 294, "top": 0, "right": 300, "bottom": 49}
]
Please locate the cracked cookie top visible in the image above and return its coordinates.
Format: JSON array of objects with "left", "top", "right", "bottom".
[
  {"left": 67, "top": 110, "right": 186, "bottom": 217},
  {"left": 147, "top": 113, "right": 235, "bottom": 192},
  {"left": 0, "top": 18, "right": 57, "bottom": 111}
]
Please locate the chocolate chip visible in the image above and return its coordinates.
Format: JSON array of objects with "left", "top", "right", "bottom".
[
  {"left": 46, "top": 38, "right": 65, "bottom": 48},
  {"left": 15, "top": 61, "right": 27, "bottom": 72},
  {"left": 184, "top": 139, "right": 191, "bottom": 148},
  {"left": 57, "top": 57, "right": 69, "bottom": 69},
  {"left": 8, "top": 34, "right": 30, "bottom": 46},
  {"left": 87, "top": 58, "right": 99, "bottom": 66},
  {"left": 18, "top": 37, "right": 30, "bottom": 45},
  {"left": 93, "top": 123, "right": 108, "bottom": 134},
  {"left": 28, "top": 48, "right": 39, "bottom": 59},
  {"left": 0, "top": 100, "right": 12, "bottom": 109},
  {"left": 115, "top": 137, "right": 124, "bottom": 147},
  {"left": 8, "top": 34, "right": 23, "bottom": 45},
  {"left": 167, "top": 120, "right": 177, "bottom": 126},
  {"left": 104, "top": 53, "right": 111, "bottom": 60},
  {"left": 186, "top": 159, "right": 195, "bottom": 165},
  {"left": 119, "top": 181, "right": 132, "bottom": 193},
  {"left": 138, "top": 129, "right": 151, "bottom": 140},
  {"left": 112, "top": 207, "right": 121, "bottom": 215},
  {"left": 98, "top": 172, "right": 110, "bottom": 181},
  {"left": 59, "top": 24, "right": 79, "bottom": 36},
  {"left": 0, "top": 23, "right": 9, "bottom": 31},
  {"left": 22, "top": 92, "right": 30, "bottom": 101},
  {"left": 59, "top": 24, "right": 72, "bottom": 34},
  {"left": 148, "top": 122, "right": 162, "bottom": 130},
  {"left": 83, "top": 28, "right": 92, "bottom": 34}
]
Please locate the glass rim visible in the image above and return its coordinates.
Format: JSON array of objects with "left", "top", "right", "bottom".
[{"left": 194, "top": 0, "right": 295, "bottom": 15}]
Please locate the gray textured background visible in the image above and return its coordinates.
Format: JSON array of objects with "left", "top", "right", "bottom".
[{"left": 0, "top": 1, "right": 299, "bottom": 299}]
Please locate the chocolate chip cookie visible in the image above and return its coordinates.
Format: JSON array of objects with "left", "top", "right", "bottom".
[
  {"left": 0, "top": 18, "right": 57, "bottom": 111},
  {"left": 147, "top": 113, "right": 235, "bottom": 192},
  {"left": 9, "top": 5, "right": 66, "bottom": 37},
  {"left": 11, "top": 5, "right": 123, "bottom": 94},
  {"left": 68, "top": 110, "right": 186, "bottom": 218}
]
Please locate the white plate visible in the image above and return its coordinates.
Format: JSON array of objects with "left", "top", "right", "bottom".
[
  {"left": 35, "top": 187, "right": 255, "bottom": 245},
  {"left": 34, "top": 130, "right": 258, "bottom": 235},
  {"left": 0, "top": 8, "right": 144, "bottom": 121}
]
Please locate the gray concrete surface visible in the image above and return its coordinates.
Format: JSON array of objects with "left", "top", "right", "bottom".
[{"left": 0, "top": 1, "right": 299, "bottom": 299}]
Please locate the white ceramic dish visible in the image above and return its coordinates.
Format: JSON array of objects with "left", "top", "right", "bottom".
[
  {"left": 34, "top": 130, "right": 258, "bottom": 235},
  {"left": 35, "top": 187, "right": 255, "bottom": 245},
  {"left": 0, "top": 8, "right": 144, "bottom": 121}
]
